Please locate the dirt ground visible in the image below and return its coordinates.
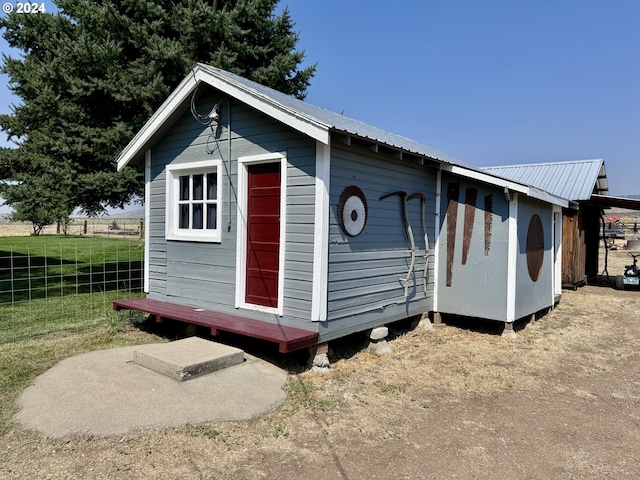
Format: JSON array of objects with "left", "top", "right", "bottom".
[{"left": 1, "top": 248, "right": 640, "bottom": 479}]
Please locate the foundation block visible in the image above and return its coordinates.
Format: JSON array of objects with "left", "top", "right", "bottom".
[
  {"left": 310, "top": 343, "right": 330, "bottom": 373},
  {"left": 501, "top": 322, "right": 517, "bottom": 340}
]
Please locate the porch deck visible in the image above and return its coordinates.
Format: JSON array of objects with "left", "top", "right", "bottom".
[{"left": 113, "top": 298, "right": 319, "bottom": 353}]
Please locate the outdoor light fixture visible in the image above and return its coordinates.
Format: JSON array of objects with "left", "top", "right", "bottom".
[{"left": 208, "top": 105, "right": 220, "bottom": 124}]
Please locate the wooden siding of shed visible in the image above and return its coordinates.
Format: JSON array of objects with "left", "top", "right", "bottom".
[
  {"left": 147, "top": 96, "right": 318, "bottom": 328},
  {"left": 561, "top": 204, "right": 600, "bottom": 287},
  {"left": 561, "top": 209, "right": 587, "bottom": 287},
  {"left": 582, "top": 204, "right": 601, "bottom": 282},
  {"left": 436, "top": 174, "right": 510, "bottom": 321},
  {"left": 324, "top": 145, "right": 436, "bottom": 339}
]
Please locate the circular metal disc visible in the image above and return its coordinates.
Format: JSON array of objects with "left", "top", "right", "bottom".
[{"left": 338, "top": 186, "right": 368, "bottom": 237}]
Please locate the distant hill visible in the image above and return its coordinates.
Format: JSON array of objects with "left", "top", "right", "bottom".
[
  {"left": 1, "top": 194, "right": 144, "bottom": 218},
  {"left": 70, "top": 206, "right": 145, "bottom": 219}
]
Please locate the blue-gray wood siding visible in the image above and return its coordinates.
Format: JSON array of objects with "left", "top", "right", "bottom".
[
  {"left": 514, "top": 196, "right": 554, "bottom": 318},
  {"left": 147, "top": 95, "right": 318, "bottom": 329},
  {"left": 323, "top": 145, "right": 436, "bottom": 340},
  {"left": 436, "top": 174, "right": 510, "bottom": 321}
]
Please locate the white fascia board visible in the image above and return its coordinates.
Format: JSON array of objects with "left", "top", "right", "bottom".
[
  {"left": 441, "top": 164, "right": 568, "bottom": 208},
  {"left": 527, "top": 187, "right": 569, "bottom": 208},
  {"left": 117, "top": 73, "right": 198, "bottom": 171},
  {"left": 196, "top": 67, "right": 330, "bottom": 145},
  {"left": 117, "top": 65, "right": 330, "bottom": 171},
  {"left": 441, "top": 164, "right": 530, "bottom": 194}
]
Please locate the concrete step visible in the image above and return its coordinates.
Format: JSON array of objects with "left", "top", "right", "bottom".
[{"left": 133, "top": 337, "right": 244, "bottom": 381}]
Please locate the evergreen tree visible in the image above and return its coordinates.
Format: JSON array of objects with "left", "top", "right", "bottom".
[{"left": 0, "top": 0, "right": 315, "bottom": 220}]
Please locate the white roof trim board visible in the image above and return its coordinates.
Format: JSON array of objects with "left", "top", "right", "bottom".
[
  {"left": 116, "top": 64, "right": 567, "bottom": 207},
  {"left": 442, "top": 164, "right": 568, "bottom": 207},
  {"left": 481, "top": 159, "right": 609, "bottom": 202},
  {"left": 117, "top": 64, "right": 458, "bottom": 170}
]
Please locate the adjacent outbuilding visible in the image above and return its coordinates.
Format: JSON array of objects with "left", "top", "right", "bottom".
[
  {"left": 114, "top": 64, "right": 568, "bottom": 351},
  {"left": 483, "top": 160, "right": 640, "bottom": 288}
]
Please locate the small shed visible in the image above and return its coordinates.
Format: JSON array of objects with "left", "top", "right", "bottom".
[
  {"left": 433, "top": 166, "right": 566, "bottom": 331},
  {"left": 482, "top": 160, "right": 609, "bottom": 288},
  {"left": 114, "top": 64, "right": 567, "bottom": 349}
]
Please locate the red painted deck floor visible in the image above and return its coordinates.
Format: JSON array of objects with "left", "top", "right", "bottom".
[{"left": 113, "top": 298, "right": 319, "bottom": 353}]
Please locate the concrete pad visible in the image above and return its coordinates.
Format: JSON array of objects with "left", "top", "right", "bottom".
[
  {"left": 133, "top": 337, "right": 244, "bottom": 381},
  {"left": 16, "top": 341, "right": 288, "bottom": 438}
]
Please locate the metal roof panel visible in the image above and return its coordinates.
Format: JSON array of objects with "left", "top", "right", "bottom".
[
  {"left": 197, "top": 64, "right": 463, "bottom": 165},
  {"left": 481, "top": 159, "right": 608, "bottom": 201}
]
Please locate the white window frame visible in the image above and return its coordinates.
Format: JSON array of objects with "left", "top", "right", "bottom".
[
  {"left": 235, "top": 152, "right": 287, "bottom": 316},
  {"left": 165, "top": 159, "right": 223, "bottom": 242}
]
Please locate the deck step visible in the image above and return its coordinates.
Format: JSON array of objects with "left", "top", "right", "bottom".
[
  {"left": 133, "top": 337, "right": 244, "bottom": 381},
  {"left": 113, "top": 298, "right": 319, "bottom": 353}
]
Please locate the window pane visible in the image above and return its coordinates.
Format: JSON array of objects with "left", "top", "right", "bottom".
[
  {"left": 179, "top": 205, "right": 189, "bottom": 229},
  {"left": 179, "top": 176, "right": 189, "bottom": 201},
  {"left": 193, "top": 174, "right": 203, "bottom": 200},
  {"left": 207, "top": 204, "right": 217, "bottom": 230},
  {"left": 207, "top": 173, "right": 217, "bottom": 200},
  {"left": 193, "top": 203, "right": 203, "bottom": 229}
]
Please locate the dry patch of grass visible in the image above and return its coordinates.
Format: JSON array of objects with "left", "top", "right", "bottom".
[{"left": 2, "top": 282, "right": 640, "bottom": 479}]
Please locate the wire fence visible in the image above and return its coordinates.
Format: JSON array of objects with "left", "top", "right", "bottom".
[{"left": 0, "top": 238, "right": 144, "bottom": 344}]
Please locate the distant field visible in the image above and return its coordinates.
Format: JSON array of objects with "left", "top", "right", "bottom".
[{"left": 0, "top": 216, "right": 143, "bottom": 237}]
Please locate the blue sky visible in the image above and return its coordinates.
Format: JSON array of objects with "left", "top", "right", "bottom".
[{"left": 1, "top": 0, "right": 639, "bottom": 197}]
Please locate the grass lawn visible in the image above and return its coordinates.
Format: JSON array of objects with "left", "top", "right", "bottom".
[
  {"left": 0, "top": 236, "right": 143, "bottom": 303},
  {"left": 0, "top": 235, "right": 145, "bottom": 343}
]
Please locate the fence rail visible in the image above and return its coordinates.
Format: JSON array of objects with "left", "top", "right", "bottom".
[
  {"left": 0, "top": 237, "right": 144, "bottom": 343},
  {"left": 0, "top": 216, "right": 144, "bottom": 238}
]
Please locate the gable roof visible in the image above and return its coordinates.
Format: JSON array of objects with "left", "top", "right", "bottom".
[
  {"left": 115, "top": 64, "right": 568, "bottom": 208},
  {"left": 116, "top": 63, "right": 460, "bottom": 170},
  {"left": 481, "top": 159, "right": 609, "bottom": 201}
]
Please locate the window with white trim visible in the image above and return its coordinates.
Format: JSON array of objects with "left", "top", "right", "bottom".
[{"left": 166, "top": 160, "right": 222, "bottom": 242}]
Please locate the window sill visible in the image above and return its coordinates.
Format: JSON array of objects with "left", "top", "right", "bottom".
[{"left": 166, "top": 233, "right": 222, "bottom": 243}]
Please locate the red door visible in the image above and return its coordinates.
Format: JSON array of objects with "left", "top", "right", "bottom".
[{"left": 245, "top": 163, "right": 281, "bottom": 308}]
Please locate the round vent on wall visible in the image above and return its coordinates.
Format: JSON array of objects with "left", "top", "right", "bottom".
[{"left": 338, "top": 186, "right": 368, "bottom": 237}]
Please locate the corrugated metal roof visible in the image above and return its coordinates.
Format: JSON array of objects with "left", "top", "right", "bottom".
[
  {"left": 480, "top": 159, "right": 609, "bottom": 201},
  {"left": 116, "top": 64, "right": 567, "bottom": 207},
  {"left": 198, "top": 64, "right": 463, "bottom": 165}
]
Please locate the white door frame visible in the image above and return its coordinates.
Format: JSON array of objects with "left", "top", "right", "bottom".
[
  {"left": 553, "top": 206, "right": 563, "bottom": 299},
  {"left": 234, "top": 152, "right": 287, "bottom": 316}
]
